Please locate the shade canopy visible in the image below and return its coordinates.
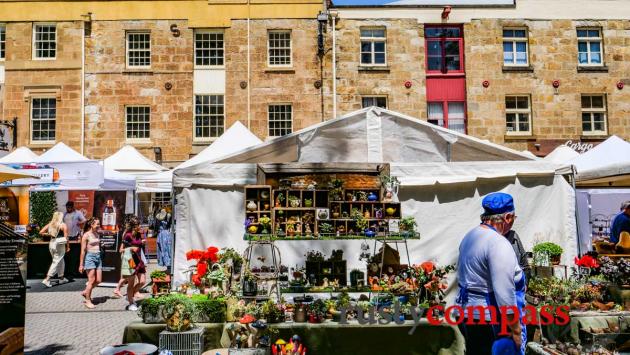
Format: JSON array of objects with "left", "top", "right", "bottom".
[
  {"left": 35, "top": 142, "right": 88, "bottom": 163},
  {"left": 104, "top": 145, "right": 167, "bottom": 175},
  {"left": 30, "top": 142, "right": 104, "bottom": 191},
  {"left": 0, "top": 147, "right": 39, "bottom": 164},
  {"left": 566, "top": 136, "right": 630, "bottom": 186},
  {"left": 0, "top": 164, "right": 39, "bottom": 184},
  {"left": 544, "top": 145, "right": 580, "bottom": 164}
]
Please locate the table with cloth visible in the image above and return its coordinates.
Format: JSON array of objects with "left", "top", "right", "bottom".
[{"left": 123, "top": 320, "right": 465, "bottom": 354}]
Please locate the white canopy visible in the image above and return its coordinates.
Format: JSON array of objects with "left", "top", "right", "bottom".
[
  {"left": 173, "top": 108, "right": 577, "bottom": 290},
  {"left": 102, "top": 165, "right": 136, "bottom": 191},
  {"left": 566, "top": 136, "right": 630, "bottom": 186},
  {"left": 544, "top": 145, "right": 580, "bottom": 164},
  {"left": 31, "top": 142, "right": 104, "bottom": 191},
  {"left": 104, "top": 145, "right": 167, "bottom": 176},
  {"left": 0, "top": 147, "right": 39, "bottom": 164}
]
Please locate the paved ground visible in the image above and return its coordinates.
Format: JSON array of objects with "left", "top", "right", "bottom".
[{"left": 24, "top": 261, "right": 163, "bottom": 355}]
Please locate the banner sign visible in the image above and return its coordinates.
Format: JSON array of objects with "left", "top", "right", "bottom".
[
  {"left": 68, "top": 190, "right": 95, "bottom": 219},
  {"left": 0, "top": 232, "right": 27, "bottom": 354},
  {"left": 0, "top": 167, "right": 55, "bottom": 187}
]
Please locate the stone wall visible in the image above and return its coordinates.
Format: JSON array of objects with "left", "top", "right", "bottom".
[{"left": 465, "top": 19, "right": 630, "bottom": 151}]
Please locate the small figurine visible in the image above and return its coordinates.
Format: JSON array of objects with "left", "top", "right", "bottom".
[{"left": 305, "top": 224, "right": 312, "bottom": 236}]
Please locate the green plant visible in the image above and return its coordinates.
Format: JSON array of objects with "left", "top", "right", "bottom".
[
  {"left": 319, "top": 222, "right": 334, "bottom": 234},
  {"left": 150, "top": 270, "right": 167, "bottom": 280},
  {"left": 191, "top": 294, "right": 227, "bottom": 323},
  {"left": 219, "top": 248, "right": 243, "bottom": 266},
  {"left": 331, "top": 179, "right": 344, "bottom": 188},
  {"left": 159, "top": 294, "right": 198, "bottom": 332},
  {"left": 351, "top": 209, "right": 368, "bottom": 231},
  {"left": 356, "top": 191, "right": 368, "bottom": 201},
  {"left": 305, "top": 250, "right": 325, "bottom": 262},
  {"left": 261, "top": 300, "right": 285, "bottom": 323},
  {"left": 336, "top": 291, "right": 351, "bottom": 309},
  {"left": 206, "top": 267, "right": 227, "bottom": 286},
  {"left": 533, "top": 242, "right": 563, "bottom": 257},
  {"left": 380, "top": 174, "right": 400, "bottom": 187},
  {"left": 259, "top": 216, "right": 271, "bottom": 232},
  {"left": 288, "top": 195, "right": 300, "bottom": 202},
  {"left": 308, "top": 299, "right": 328, "bottom": 317},
  {"left": 29, "top": 191, "right": 57, "bottom": 228},
  {"left": 399, "top": 217, "right": 417, "bottom": 232}
]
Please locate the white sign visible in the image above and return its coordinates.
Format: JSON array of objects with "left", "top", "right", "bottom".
[
  {"left": 0, "top": 168, "right": 54, "bottom": 186},
  {"left": 13, "top": 225, "right": 26, "bottom": 234},
  {"left": 564, "top": 140, "right": 594, "bottom": 154}
]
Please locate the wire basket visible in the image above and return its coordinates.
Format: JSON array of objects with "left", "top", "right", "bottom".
[{"left": 158, "top": 327, "right": 204, "bottom": 355}]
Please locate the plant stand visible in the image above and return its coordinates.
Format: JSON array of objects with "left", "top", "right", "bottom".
[
  {"left": 159, "top": 327, "right": 204, "bottom": 355},
  {"left": 369, "top": 234, "right": 412, "bottom": 305},
  {"left": 152, "top": 275, "right": 172, "bottom": 295},
  {"left": 242, "top": 234, "right": 282, "bottom": 302}
]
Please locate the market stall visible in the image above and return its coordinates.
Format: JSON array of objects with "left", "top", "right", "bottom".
[{"left": 0, "top": 147, "right": 39, "bottom": 226}]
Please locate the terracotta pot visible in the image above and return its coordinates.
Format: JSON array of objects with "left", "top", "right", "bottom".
[{"left": 551, "top": 255, "right": 561, "bottom": 265}]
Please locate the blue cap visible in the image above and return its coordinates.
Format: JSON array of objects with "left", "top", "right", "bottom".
[
  {"left": 482, "top": 192, "right": 515, "bottom": 215},
  {"left": 492, "top": 337, "right": 519, "bottom": 355}
]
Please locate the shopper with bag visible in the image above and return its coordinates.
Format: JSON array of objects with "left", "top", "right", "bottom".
[
  {"left": 39, "top": 212, "right": 69, "bottom": 288},
  {"left": 79, "top": 217, "right": 102, "bottom": 309},
  {"left": 122, "top": 217, "right": 146, "bottom": 311}
]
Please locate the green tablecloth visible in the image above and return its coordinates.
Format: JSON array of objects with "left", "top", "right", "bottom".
[{"left": 124, "top": 320, "right": 464, "bottom": 355}]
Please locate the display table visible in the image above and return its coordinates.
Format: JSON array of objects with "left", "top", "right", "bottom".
[
  {"left": 123, "top": 320, "right": 464, "bottom": 354},
  {"left": 27, "top": 241, "right": 82, "bottom": 278}
]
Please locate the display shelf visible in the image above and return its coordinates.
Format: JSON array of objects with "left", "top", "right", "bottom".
[{"left": 244, "top": 234, "right": 419, "bottom": 241}]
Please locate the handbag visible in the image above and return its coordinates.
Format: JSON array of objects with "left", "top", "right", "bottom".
[{"left": 128, "top": 251, "right": 137, "bottom": 269}]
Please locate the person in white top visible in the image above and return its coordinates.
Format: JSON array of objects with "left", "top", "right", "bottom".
[
  {"left": 63, "top": 201, "right": 86, "bottom": 240},
  {"left": 456, "top": 192, "right": 525, "bottom": 355}
]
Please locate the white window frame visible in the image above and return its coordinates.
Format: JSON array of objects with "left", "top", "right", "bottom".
[
  {"left": 125, "top": 105, "right": 151, "bottom": 142},
  {"left": 505, "top": 95, "right": 532, "bottom": 136},
  {"left": 577, "top": 28, "right": 603, "bottom": 67},
  {"left": 267, "top": 30, "right": 292, "bottom": 67},
  {"left": 194, "top": 29, "right": 224, "bottom": 68},
  {"left": 30, "top": 97, "right": 57, "bottom": 144},
  {"left": 0, "top": 24, "right": 5, "bottom": 60},
  {"left": 360, "top": 27, "right": 387, "bottom": 67},
  {"left": 193, "top": 94, "right": 225, "bottom": 142},
  {"left": 32, "top": 23, "right": 57, "bottom": 60},
  {"left": 502, "top": 27, "right": 529, "bottom": 67},
  {"left": 581, "top": 94, "right": 607, "bottom": 136},
  {"left": 361, "top": 96, "right": 387, "bottom": 109},
  {"left": 268, "top": 103, "right": 293, "bottom": 137},
  {"left": 126, "top": 31, "right": 151, "bottom": 69}
]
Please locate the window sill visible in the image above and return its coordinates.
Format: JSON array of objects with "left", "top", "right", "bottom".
[
  {"left": 192, "top": 139, "right": 217, "bottom": 146},
  {"left": 126, "top": 139, "right": 152, "bottom": 146},
  {"left": 504, "top": 134, "right": 535, "bottom": 141},
  {"left": 123, "top": 69, "right": 154, "bottom": 75},
  {"left": 502, "top": 66, "right": 534, "bottom": 73},
  {"left": 577, "top": 66, "right": 608, "bottom": 73},
  {"left": 265, "top": 67, "right": 295, "bottom": 74},
  {"left": 29, "top": 141, "right": 56, "bottom": 148},
  {"left": 358, "top": 66, "right": 390, "bottom": 73}
]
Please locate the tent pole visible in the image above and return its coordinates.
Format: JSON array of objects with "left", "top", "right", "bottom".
[
  {"left": 571, "top": 165, "right": 582, "bottom": 257},
  {"left": 446, "top": 143, "right": 451, "bottom": 162}
]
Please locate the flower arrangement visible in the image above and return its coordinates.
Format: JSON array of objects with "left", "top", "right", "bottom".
[
  {"left": 186, "top": 246, "right": 220, "bottom": 288},
  {"left": 259, "top": 216, "right": 272, "bottom": 234},
  {"left": 410, "top": 261, "right": 455, "bottom": 304},
  {"left": 575, "top": 255, "right": 599, "bottom": 268},
  {"left": 600, "top": 256, "right": 630, "bottom": 286}
]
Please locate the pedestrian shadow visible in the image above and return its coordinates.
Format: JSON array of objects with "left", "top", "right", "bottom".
[
  {"left": 91, "top": 296, "right": 111, "bottom": 305},
  {"left": 25, "top": 343, "right": 73, "bottom": 354}
]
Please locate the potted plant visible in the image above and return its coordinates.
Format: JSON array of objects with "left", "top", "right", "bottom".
[
  {"left": 600, "top": 256, "right": 630, "bottom": 310},
  {"left": 329, "top": 178, "right": 344, "bottom": 201},
  {"left": 356, "top": 191, "right": 368, "bottom": 201},
  {"left": 275, "top": 192, "right": 285, "bottom": 207},
  {"left": 305, "top": 250, "right": 325, "bottom": 262},
  {"left": 160, "top": 294, "right": 198, "bottom": 332},
  {"left": 533, "top": 242, "right": 563, "bottom": 265},
  {"left": 288, "top": 195, "right": 301, "bottom": 208},
  {"left": 307, "top": 299, "right": 327, "bottom": 323},
  {"left": 219, "top": 248, "right": 244, "bottom": 273},
  {"left": 352, "top": 209, "right": 369, "bottom": 236},
  {"left": 242, "top": 267, "right": 258, "bottom": 296},
  {"left": 259, "top": 216, "right": 271, "bottom": 235},
  {"left": 304, "top": 198, "right": 313, "bottom": 207},
  {"left": 318, "top": 222, "right": 334, "bottom": 236},
  {"left": 399, "top": 217, "right": 417, "bottom": 238},
  {"left": 260, "top": 299, "right": 285, "bottom": 323}
]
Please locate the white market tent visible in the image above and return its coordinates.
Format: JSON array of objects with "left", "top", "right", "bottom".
[
  {"left": 0, "top": 147, "right": 39, "bottom": 164},
  {"left": 543, "top": 145, "right": 579, "bottom": 164},
  {"left": 104, "top": 145, "right": 167, "bottom": 176},
  {"left": 567, "top": 135, "right": 630, "bottom": 187},
  {"left": 32, "top": 142, "right": 105, "bottom": 191},
  {"left": 172, "top": 108, "right": 578, "bottom": 291}
]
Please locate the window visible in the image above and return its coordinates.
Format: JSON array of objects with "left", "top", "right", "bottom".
[
  {"left": 427, "top": 101, "right": 466, "bottom": 133},
  {"left": 360, "top": 28, "right": 386, "bottom": 66},
  {"left": 0, "top": 25, "right": 5, "bottom": 59},
  {"left": 581, "top": 95, "right": 607, "bottom": 135},
  {"left": 362, "top": 96, "right": 387, "bottom": 109},
  {"left": 425, "top": 26, "right": 464, "bottom": 74},
  {"left": 268, "top": 104, "right": 292, "bottom": 137},
  {"left": 503, "top": 28, "right": 528, "bottom": 66},
  {"left": 268, "top": 31, "right": 291, "bottom": 67},
  {"left": 125, "top": 106, "right": 150, "bottom": 140},
  {"left": 31, "top": 98, "right": 56, "bottom": 142},
  {"left": 194, "top": 95, "right": 224, "bottom": 139},
  {"left": 126, "top": 32, "right": 151, "bottom": 68},
  {"left": 33, "top": 24, "right": 56, "bottom": 59},
  {"left": 577, "top": 28, "right": 602, "bottom": 66},
  {"left": 195, "top": 30, "right": 224, "bottom": 67},
  {"left": 505, "top": 95, "right": 532, "bottom": 135}
]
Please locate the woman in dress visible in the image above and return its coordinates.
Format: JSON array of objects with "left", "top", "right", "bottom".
[
  {"left": 39, "top": 212, "right": 69, "bottom": 288},
  {"left": 122, "top": 217, "right": 146, "bottom": 311},
  {"left": 79, "top": 217, "right": 102, "bottom": 309}
]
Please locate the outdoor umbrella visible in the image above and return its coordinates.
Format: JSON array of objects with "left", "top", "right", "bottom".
[{"left": 0, "top": 164, "right": 38, "bottom": 184}]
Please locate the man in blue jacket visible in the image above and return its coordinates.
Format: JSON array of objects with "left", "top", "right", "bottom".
[{"left": 610, "top": 201, "right": 630, "bottom": 244}]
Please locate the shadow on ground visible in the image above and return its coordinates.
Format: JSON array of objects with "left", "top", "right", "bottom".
[
  {"left": 25, "top": 343, "right": 73, "bottom": 355},
  {"left": 27, "top": 279, "right": 87, "bottom": 293}
]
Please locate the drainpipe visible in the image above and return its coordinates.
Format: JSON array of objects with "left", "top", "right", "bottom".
[
  {"left": 247, "top": 0, "right": 251, "bottom": 130},
  {"left": 330, "top": 11, "right": 337, "bottom": 119},
  {"left": 80, "top": 15, "right": 89, "bottom": 155}
]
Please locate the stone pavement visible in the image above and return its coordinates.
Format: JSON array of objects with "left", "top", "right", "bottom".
[{"left": 24, "top": 262, "right": 163, "bottom": 355}]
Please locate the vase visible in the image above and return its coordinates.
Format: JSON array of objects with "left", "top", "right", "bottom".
[
  {"left": 332, "top": 212, "right": 340, "bottom": 218},
  {"left": 365, "top": 229, "right": 376, "bottom": 238},
  {"left": 290, "top": 199, "right": 300, "bottom": 208},
  {"left": 247, "top": 200, "right": 257, "bottom": 212},
  {"left": 385, "top": 207, "right": 396, "bottom": 216},
  {"left": 367, "top": 192, "right": 378, "bottom": 201},
  {"left": 304, "top": 200, "right": 313, "bottom": 207}
]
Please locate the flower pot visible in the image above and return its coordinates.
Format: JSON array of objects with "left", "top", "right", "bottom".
[
  {"left": 551, "top": 255, "right": 561, "bottom": 265},
  {"left": 242, "top": 279, "right": 257, "bottom": 296},
  {"left": 308, "top": 314, "right": 322, "bottom": 323}
]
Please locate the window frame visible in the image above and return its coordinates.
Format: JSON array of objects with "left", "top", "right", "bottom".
[
  {"left": 125, "top": 105, "right": 151, "bottom": 142},
  {"left": 267, "top": 30, "right": 292, "bottom": 68},
  {"left": 361, "top": 96, "right": 388, "bottom": 109},
  {"left": 193, "top": 94, "right": 225, "bottom": 142},
  {"left": 0, "top": 24, "right": 5, "bottom": 60},
  {"left": 502, "top": 27, "right": 529, "bottom": 67},
  {"left": 30, "top": 97, "right": 57, "bottom": 144},
  {"left": 427, "top": 100, "right": 467, "bottom": 134},
  {"left": 126, "top": 31, "right": 151, "bottom": 69},
  {"left": 194, "top": 29, "right": 225, "bottom": 68},
  {"left": 504, "top": 95, "right": 532, "bottom": 136},
  {"left": 577, "top": 27, "right": 603, "bottom": 67},
  {"left": 267, "top": 103, "right": 293, "bottom": 137},
  {"left": 581, "top": 94, "right": 607, "bottom": 136},
  {"left": 359, "top": 27, "right": 387, "bottom": 67},
  {"left": 32, "top": 23, "right": 57, "bottom": 60},
  {"left": 424, "top": 25, "right": 465, "bottom": 75}
]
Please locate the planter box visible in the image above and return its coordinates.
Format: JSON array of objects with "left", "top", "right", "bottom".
[{"left": 142, "top": 304, "right": 226, "bottom": 324}]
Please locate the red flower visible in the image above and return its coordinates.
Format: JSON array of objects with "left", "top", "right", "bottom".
[
  {"left": 421, "top": 261, "right": 435, "bottom": 274},
  {"left": 204, "top": 247, "right": 219, "bottom": 263},
  {"left": 186, "top": 250, "right": 204, "bottom": 261},
  {"left": 197, "top": 261, "right": 208, "bottom": 276},
  {"left": 192, "top": 274, "right": 202, "bottom": 287},
  {"left": 575, "top": 255, "right": 599, "bottom": 268}
]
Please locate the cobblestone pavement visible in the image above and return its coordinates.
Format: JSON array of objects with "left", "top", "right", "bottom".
[{"left": 24, "top": 262, "right": 163, "bottom": 355}]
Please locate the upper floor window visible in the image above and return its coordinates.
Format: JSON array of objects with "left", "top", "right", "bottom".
[
  {"left": 577, "top": 28, "right": 602, "bottom": 66},
  {"left": 581, "top": 95, "right": 607, "bottom": 135},
  {"left": 126, "top": 32, "right": 151, "bottom": 68},
  {"left": 126, "top": 106, "right": 151, "bottom": 140},
  {"left": 428, "top": 101, "right": 466, "bottom": 134},
  {"left": 425, "top": 26, "right": 463, "bottom": 74},
  {"left": 362, "top": 96, "right": 387, "bottom": 109},
  {"left": 360, "top": 28, "right": 386, "bottom": 66},
  {"left": 194, "top": 95, "right": 225, "bottom": 140},
  {"left": 505, "top": 95, "right": 532, "bottom": 135},
  {"left": 503, "top": 28, "right": 528, "bottom": 66},
  {"left": 31, "top": 98, "right": 56, "bottom": 142},
  {"left": 268, "top": 31, "right": 291, "bottom": 67},
  {"left": 195, "top": 30, "right": 224, "bottom": 67},
  {"left": 33, "top": 24, "right": 56, "bottom": 59},
  {"left": 268, "top": 104, "right": 292, "bottom": 137},
  {"left": 0, "top": 25, "right": 5, "bottom": 59}
]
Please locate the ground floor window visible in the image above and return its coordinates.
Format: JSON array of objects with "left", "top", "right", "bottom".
[
  {"left": 427, "top": 101, "right": 466, "bottom": 133},
  {"left": 361, "top": 96, "right": 387, "bottom": 109}
]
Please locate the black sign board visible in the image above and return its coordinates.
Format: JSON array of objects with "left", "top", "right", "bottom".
[{"left": 0, "top": 223, "right": 27, "bottom": 353}]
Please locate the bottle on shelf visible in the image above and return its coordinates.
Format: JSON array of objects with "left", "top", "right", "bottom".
[{"left": 102, "top": 199, "right": 117, "bottom": 231}]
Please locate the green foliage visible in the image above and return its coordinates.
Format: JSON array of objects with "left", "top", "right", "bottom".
[
  {"left": 150, "top": 270, "right": 167, "bottom": 280},
  {"left": 351, "top": 209, "right": 368, "bottom": 231},
  {"left": 218, "top": 248, "right": 243, "bottom": 266},
  {"left": 29, "top": 191, "right": 57, "bottom": 228},
  {"left": 319, "top": 223, "right": 334, "bottom": 234},
  {"left": 261, "top": 300, "right": 285, "bottom": 323},
  {"left": 307, "top": 299, "right": 328, "bottom": 317},
  {"left": 139, "top": 293, "right": 227, "bottom": 324},
  {"left": 191, "top": 294, "right": 227, "bottom": 323},
  {"left": 336, "top": 291, "right": 351, "bottom": 309},
  {"left": 380, "top": 174, "right": 400, "bottom": 187},
  {"left": 399, "top": 217, "right": 417, "bottom": 232},
  {"left": 532, "top": 242, "right": 563, "bottom": 257}
]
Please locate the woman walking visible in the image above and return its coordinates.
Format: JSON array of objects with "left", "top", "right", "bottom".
[
  {"left": 79, "top": 217, "right": 102, "bottom": 309},
  {"left": 39, "top": 212, "right": 69, "bottom": 288},
  {"left": 122, "top": 217, "right": 146, "bottom": 311}
]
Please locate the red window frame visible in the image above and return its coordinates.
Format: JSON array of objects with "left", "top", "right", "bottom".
[
  {"left": 424, "top": 25, "right": 465, "bottom": 76},
  {"left": 427, "top": 100, "right": 468, "bottom": 134}
]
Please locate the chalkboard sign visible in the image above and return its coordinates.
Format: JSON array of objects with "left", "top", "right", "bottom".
[{"left": 0, "top": 225, "right": 27, "bottom": 353}]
